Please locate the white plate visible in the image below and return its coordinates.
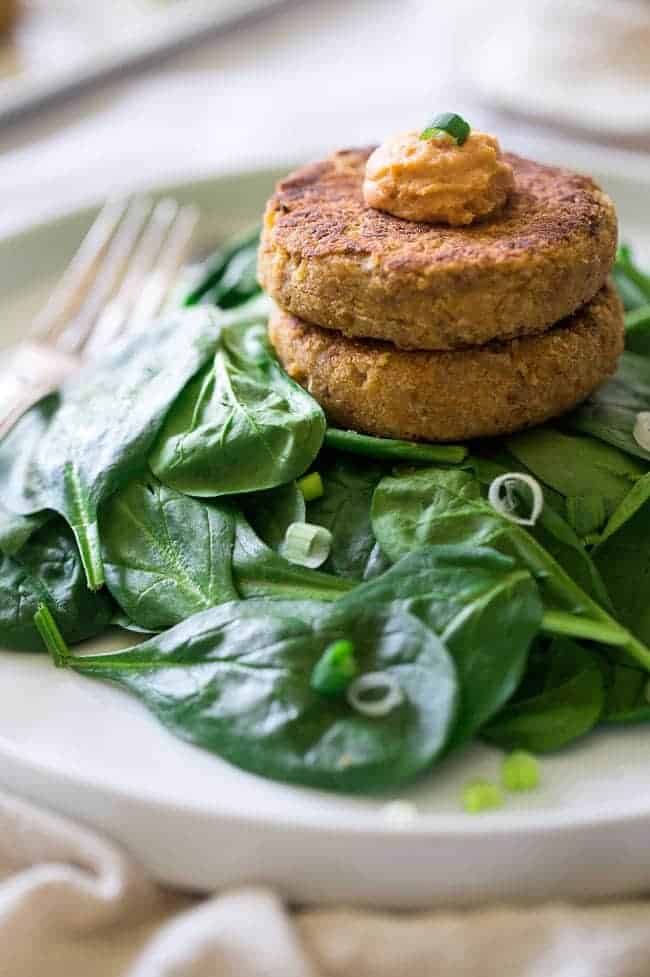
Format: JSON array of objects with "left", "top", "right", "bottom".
[{"left": 2, "top": 159, "right": 650, "bottom": 910}]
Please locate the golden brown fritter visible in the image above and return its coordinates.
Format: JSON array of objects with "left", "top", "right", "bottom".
[
  {"left": 269, "top": 283, "right": 624, "bottom": 442},
  {"left": 0, "top": 0, "right": 19, "bottom": 33},
  {"left": 259, "top": 149, "right": 618, "bottom": 351}
]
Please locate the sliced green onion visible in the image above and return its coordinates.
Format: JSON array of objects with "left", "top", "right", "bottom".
[
  {"left": 462, "top": 779, "right": 503, "bottom": 814},
  {"left": 311, "top": 639, "right": 359, "bottom": 696},
  {"left": 282, "top": 522, "right": 332, "bottom": 568},
  {"left": 420, "top": 112, "right": 471, "bottom": 145},
  {"left": 346, "top": 671, "right": 403, "bottom": 718},
  {"left": 297, "top": 472, "right": 324, "bottom": 502},
  {"left": 502, "top": 751, "right": 540, "bottom": 792},
  {"left": 633, "top": 412, "right": 650, "bottom": 452},
  {"left": 488, "top": 473, "right": 544, "bottom": 527},
  {"left": 33, "top": 604, "right": 70, "bottom": 667}
]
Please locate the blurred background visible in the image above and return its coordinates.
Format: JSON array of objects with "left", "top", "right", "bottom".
[{"left": 0, "top": 0, "right": 649, "bottom": 234}]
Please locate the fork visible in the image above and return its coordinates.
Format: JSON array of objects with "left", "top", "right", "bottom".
[{"left": 0, "top": 197, "right": 200, "bottom": 442}]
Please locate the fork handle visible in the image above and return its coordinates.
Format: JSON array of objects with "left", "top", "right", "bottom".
[{"left": 0, "top": 343, "right": 78, "bottom": 442}]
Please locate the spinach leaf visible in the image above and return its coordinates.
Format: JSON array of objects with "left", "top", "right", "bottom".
[
  {"left": 233, "top": 514, "right": 353, "bottom": 602},
  {"left": 601, "top": 662, "right": 650, "bottom": 724},
  {"left": 0, "top": 518, "right": 113, "bottom": 652},
  {"left": 100, "top": 477, "right": 351, "bottom": 630},
  {"left": 593, "top": 473, "right": 650, "bottom": 645},
  {"left": 243, "top": 481, "right": 305, "bottom": 552},
  {"left": 625, "top": 305, "right": 650, "bottom": 357},
  {"left": 184, "top": 227, "right": 261, "bottom": 308},
  {"left": 150, "top": 297, "right": 326, "bottom": 497},
  {"left": 614, "top": 244, "right": 650, "bottom": 311},
  {"left": 100, "top": 478, "right": 239, "bottom": 632},
  {"left": 0, "top": 309, "right": 220, "bottom": 590},
  {"left": 482, "top": 639, "right": 604, "bottom": 752},
  {"left": 334, "top": 545, "right": 542, "bottom": 745},
  {"left": 306, "top": 452, "right": 389, "bottom": 580},
  {"left": 324, "top": 428, "right": 467, "bottom": 465},
  {"left": 566, "top": 352, "right": 650, "bottom": 463},
  {"left": 506, "top": 428, "right": 645, "bottom": 519},
  {"left": 471, "top": 454, "right": 612, "bottom": 608},
  {"left": 61, "top": 601, "right": 458, "bottom": 793},
  {"left": 0, "top": 500, "right": 50, "bottom": 558},
  {"left": 370, "top": 467, "right": 650, "bottom": 669}
]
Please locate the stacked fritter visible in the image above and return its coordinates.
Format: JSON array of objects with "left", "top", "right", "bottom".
[{"left": 258, "top": 149, "right": 623, "bottom": 441}]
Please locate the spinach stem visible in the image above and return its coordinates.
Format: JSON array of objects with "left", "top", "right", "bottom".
[
  {"left": 541, "top": 610, "right": 650, "bottom": 670},
  {"left": 34, "top": 604, "right": 70, "bottom": 666},
  {"left": 324, "top": 428, "right": 468, "bottom": 465},
  {"left": 541, "top": 610, "right": 627, "bottom": 646},
  {"left": 73, "top": 522, "right": 105, "bottom": 591}
]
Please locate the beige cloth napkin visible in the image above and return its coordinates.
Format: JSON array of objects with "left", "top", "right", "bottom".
[{"left": 2, "top": 790, "right": 650, "bottom": 977}]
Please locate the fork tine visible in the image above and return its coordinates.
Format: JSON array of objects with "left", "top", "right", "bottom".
[
  {"left": 83, "top": 198, "right": 180, "bottom": 358},
  {"left": 31, "top": 198, "right": 128, "bottom": 342},
  {"left": 124, "top": 204, "right": 200, "bottom": 330},
  {"left": 56, "top": 198, "right": 153, "bottom": 355}
]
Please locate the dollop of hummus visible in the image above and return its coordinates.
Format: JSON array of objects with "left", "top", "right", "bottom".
[{"left": 363, "top": 130, "right": 514, "bottom": 226}]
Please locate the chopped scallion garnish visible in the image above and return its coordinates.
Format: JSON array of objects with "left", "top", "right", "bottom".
[
  {"left": 633, "top": 411, "right": 650, "bottom": 452},
  {"left": 462, "top": 779, "right": 503, "bottom": 814},
  {"left": 311, "top": 639, "right": 359, "bottom": 696},
  {"left": 488, "top": 473, "right": 544, "bottom": 527},
  {"left": 501, "top": 751, "right": 540, "bottom": 792},
  {"left": 282, "top": 522, "right": 332, "bottom": 568},
  {"left": 420, "top": 112, "right": 471, "bottom": 145},
  {"left": 346, "top": 671, "right": 403, "bottom": 718},
  {"left": 297, "top": 471, "right": 324, "bottom": 502},
  {"left": 33, "top": 604, "right": 70, "bottom": 667}
]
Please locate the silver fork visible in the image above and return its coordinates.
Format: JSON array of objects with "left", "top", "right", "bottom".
[{"left": 0, "top": 197, "right": 200, "bottom": 441}]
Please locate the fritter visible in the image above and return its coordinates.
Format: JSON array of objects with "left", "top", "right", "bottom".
[
  {"left": 259, "top": 149, "right": 617, "bottom": 351},
  {"left": 269, "top": 283, "right": 624, "bottom": 442}
]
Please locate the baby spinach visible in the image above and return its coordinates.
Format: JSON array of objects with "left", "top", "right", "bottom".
[
  {"left": 0, "top": 518, "right": 113, "bottom": 652},
  {"left": 334, "top": 545, "right": 542, "bottom": 745},
  {"left": 59, "top": 601, "right": 458, "bottom": 793},
  {"left": 506, "top": 428, "right": 645, "bottom": 519},
  {"left": 614, "top": 244, "right": 650, "bottom": 311},
  {"left": 593, "top": 473, "right": 650, "bottom": 645},
  {"left": 306, "top": 452, "right": 389, "bottom": 580},
  {"left": 471, "top": 454, "right": 612, "bottom": 607},
  {"left": 371, "top": 467, "right": 650, "bottom": 669},
  {"left": 566, "top": 352, "right": 650, "bottom": 463},
  {"left": 482, "top": 638, "right": 604, "bottom": 752},
  {"left": 624, "top": 305, "right": 650, "bottom": 357},
  {"left": 149, "top": 297, "right": 326, "bottom": 497},
  {"left": 243, "top": 481, "right": 305, "bottom": 552},
  {"left": 233, "top": 514, "right": 353, "bottom": 602},
  {"left": 0, "top": 309, "right": 221, "bottom": 590},
  {"left": 0, "top": 501, "right": 50, "bottom": 558},
  {"left": 101, "top": 478, "right": 350, "bottom": 631},
  {"left": 601, "top": 661, "right": 650, "bottom": 724},
  {"left": 100, "top": 478, "right": 239, "bottom": 632},
  {"left": 183, "top": 227, "right": 261, "bottom": 309}
]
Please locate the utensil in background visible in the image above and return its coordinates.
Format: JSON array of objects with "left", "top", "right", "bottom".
[{"left": 0, "top": 195, "right": 198, "bottom": 441}]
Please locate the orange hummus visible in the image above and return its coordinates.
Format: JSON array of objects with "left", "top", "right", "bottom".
[{"left": 363, "top": 129, "right": 514, "bottom": 226}]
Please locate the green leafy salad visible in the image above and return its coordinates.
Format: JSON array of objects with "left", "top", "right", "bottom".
[{"left": 2, "top": 228, "right": 650, "bottom": 796}]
